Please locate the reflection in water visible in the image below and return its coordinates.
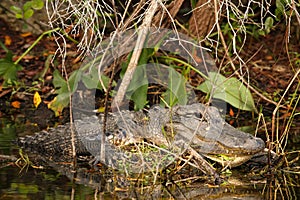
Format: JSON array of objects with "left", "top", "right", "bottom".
[{"left": 0, "top": 116, "right": 299, "bottom": 199}]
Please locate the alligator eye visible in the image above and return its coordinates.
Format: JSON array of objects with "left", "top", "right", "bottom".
[
  {"left": 195, "top": 112, "right": 203, "bottom": 119},
  {"left": 105, "top": 131, "right": 112, "bottom": 136}
]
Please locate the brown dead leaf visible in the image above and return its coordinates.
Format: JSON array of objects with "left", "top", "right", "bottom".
[{"left": 72, "top": 55, "right": 82, "bottom": 64}]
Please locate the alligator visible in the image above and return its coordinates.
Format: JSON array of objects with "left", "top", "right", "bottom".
[{"left": 17, "top": 103, "right": 265, "bottom": 178}]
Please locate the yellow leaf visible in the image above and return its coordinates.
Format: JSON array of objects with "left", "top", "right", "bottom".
[
  {"left": 33, "top": 91, "right": 41, "bottom": 108},
  {"left": 97, "top": 107, "right": 105, "bottom": 113},
  {"left": 47, "top": 97, "right": 64, "bottom": 117},
  {"left": 4, "top": 35, "right": 12, "bottom": 46}
]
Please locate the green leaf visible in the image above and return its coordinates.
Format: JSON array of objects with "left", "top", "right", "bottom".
[
  {"left": 0, "top": 57, "right": 23, "bottom": 86},
  {"left": 23, "top": 1, "right": 33, "bottom": 11},
  {"left": 81, "top": 66, "right": 112, "bottom": 89},
  {"left": 276, "top": 0, "right": 285, "bottom": 14},
  {"left": 24, "top": 8, "right": 34, "bottom": 19},
  {"left": 121, "top": 48, "right": 155, "bottom": 110},
  {"left": 15, "top": 13, "right": 23, "bottom": 19},
  {"left": 264, "top": 17, "right": 274, "bottom": 34},
  {"left": 10, "top": 6, "right": 22, "bottom": 14},
  {"left": 32, "top": 0, "right": 44, "bottom": 10},
  {"left": 162, "top": 67, "right": 187, "bottom": 107},
  {"left": 53, "top": 69, "right": 81, "bottom": 95},
  {"left": 68, "top": 70, "right": 82, "bottom": 93},
  {"left": 52, "top": 70, "right": 66, "bottom": 89},
  {"left": 48, "top": 94, "right": 70, "bottom": 117},
  {"left": 197, "top": 72, "right": 256, "bottom": 112},
  {"left": 126, "top": 65, "right": 149, "bottom": 110},
  {"left": 51, "top": 70, "right": 82, "bottom": 116},
  {"left": 131, "top": 84, "right": 148, "bottom": 111}
]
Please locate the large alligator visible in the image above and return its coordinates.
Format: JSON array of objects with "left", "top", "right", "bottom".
[{"left": 17, "top": 103, "right": 265, "bottom": 178}]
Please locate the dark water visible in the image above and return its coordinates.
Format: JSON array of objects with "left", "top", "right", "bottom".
[{"left": 0, "top": 116, "right": 299, "bottom": 199}]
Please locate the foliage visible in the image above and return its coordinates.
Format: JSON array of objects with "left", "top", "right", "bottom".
[
  {"left": 161, "top": 65, "right": 188, "bottom": 107},
  {"left": 49, "top": 68, "right": 113, "bottom": 116},
  {"left": 120, "top": 48, "right": 189, "bottom": 110},
  {"left": 197, "top": 72, "right": 256, "bottom": 112},
  {"left": 121, "top": 48, "right": 155, "bottom": 110},
  {"left": 0, "top": 51, "right": 23, "bottom": 87},
  {"left": 120, "top": 46, "right": 253, "bottom": 111},
  {"left": 10, "top": 0, "right": 44, "bottom": 19}
]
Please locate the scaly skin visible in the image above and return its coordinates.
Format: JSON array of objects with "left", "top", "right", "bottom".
[{"left": 17, "top": 103, "right": 265, "bottom": 173}]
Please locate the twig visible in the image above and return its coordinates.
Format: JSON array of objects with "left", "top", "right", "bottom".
[
  {"left": 212, "top": 0, "right": 282, "bottom": 110},
  {"left": 271, "top": 68, "right": 300, "bottom": 148},
  {"left": 113, "top": 0, "right": 159, "bottom": 107}
]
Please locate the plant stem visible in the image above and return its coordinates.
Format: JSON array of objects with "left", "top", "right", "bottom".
[{"left": 14, "top": 28, "right": 60, "bottom": 65}]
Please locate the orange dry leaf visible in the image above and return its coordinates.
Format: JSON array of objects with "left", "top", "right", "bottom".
[
  {"left": 4, "top": 35, "right": 12, "bottom": 46},
  {"left": 229, "top": 108, "right": 235, "bottom": 117},
  {"left": 20, "top": 32, "right": 32, "bottom": 37},
  {"left": 11, "top": 101, "right": 21, "bottom": 108},
  {"left": 33, "top": 91, "right": 42, "bottom": 108}
]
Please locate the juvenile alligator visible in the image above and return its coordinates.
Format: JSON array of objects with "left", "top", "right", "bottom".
[{"left": 17, "top": 103, "right": 265, "bottom": 176}]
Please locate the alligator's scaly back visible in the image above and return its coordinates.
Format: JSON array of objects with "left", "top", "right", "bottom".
[
  {"left": 17, "top": 104, "right": 265, "bottom": 172},
  {"left": 17, "top": 121, "right": 89, "bottom": 161}
]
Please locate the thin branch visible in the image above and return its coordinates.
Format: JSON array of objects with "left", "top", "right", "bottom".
[
  {"left": 213, "top": 0, "right": 282, "bottom": 110},
  {"left": 113, "top": 0, "right": 159, "bottom": 107}
]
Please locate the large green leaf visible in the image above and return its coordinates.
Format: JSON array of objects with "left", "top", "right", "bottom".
[
  {"left": 197, "top": 72, "right": 256, "bottom": 112},
  {"left": 82, "top": 66, "right": 112, "bottom": 89},
  {"left": 131, "top": 84, "right": 148, "bottom": 111},
  {"left": 126, "top": 65, "right": 149, "bottom": 110},
  {"left": 162, "top": 67, "right": 187, "bottom": 107},
  {"left": 0, "top": 53, "right": 23, "bottom": 86},
  {"left": 122, "top": 48, "right": 155, "bottom": 110},
  {"left": 50, "top": 70, "right": 82, "bottom": 116}
]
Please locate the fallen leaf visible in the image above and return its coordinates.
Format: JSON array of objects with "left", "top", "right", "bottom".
[
  {"left": 4, "top": 35, "right": 12, "bottom": 46},
  {"left": 20, "top": 32, "right": 32, "bottom": 37},
  {"left": 33, "top": 91, "right": 42, "bottom": 108},
  {"left": 229, "top": 108, "right": 234, "bottom": 117},
  {"left": 48, "top": 97, "right": 65, "bottom": 117},
  {"left": 11, "top": 101, "right": 21, "bottom": 108}
]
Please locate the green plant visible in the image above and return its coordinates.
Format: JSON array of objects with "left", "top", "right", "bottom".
[
  {"left": 0, "top": 29, "right": 59, "bottom": 88},
  {"left": 48, "top": 65, "right": 113, "bottom": 116},
  {"left": 197, "top": 72, "right": 256, "bottom": 112},
  {"left": 0, "top": 48, "right": 23, "bottom": 87},
  {"left": 10, "top": 0, "right": 44, "bottom": 20}
]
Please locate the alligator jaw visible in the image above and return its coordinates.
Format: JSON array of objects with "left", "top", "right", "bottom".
[{"left": 203, "top": 153, "right": 258, "bottom": 168}]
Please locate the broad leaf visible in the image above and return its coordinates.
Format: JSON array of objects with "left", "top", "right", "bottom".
[
  {"left": 122, "top": 48, "right": 155, "bottom": 110},
  {"left": 24, "top": 9, "right": 34, "bottom": 19},
  {"left": 82, "top": 66, "right": 112, "bottom": 89},
  {"left": 162, "top": 67, "right": 187, "bottom": 107},
  {"left": 197, "top": 72, "right": 256, "bottom": 112},
  {"left": 131, "top": 84, "right": 148, "bottom": 111},
  {"left": 48, "top": 95, "right": 70, "bottom": 117},
  {"left": 10, "top": 6, "right": 22, "bottom": 15},
  {"left": 32, "top": 0, "right": 44, "bottom": 10},
  {"left": 50, "top": 70, "right": 82, "bottom": 115},
  {"left": 126, "top": 65, "right": 149, "bottom": 110},
  {"left": 0, "top": 55, "right": 23, "bottom": 86}
]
